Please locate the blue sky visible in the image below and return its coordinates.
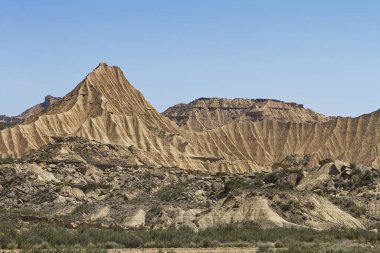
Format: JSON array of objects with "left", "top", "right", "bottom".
[{"left": 1, "top": 0, "right": 379, "bottom": 116}]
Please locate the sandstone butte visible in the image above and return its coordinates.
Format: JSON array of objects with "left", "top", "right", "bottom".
[{"left": 1, "top": 63, "right": 380, "bottom": 173}]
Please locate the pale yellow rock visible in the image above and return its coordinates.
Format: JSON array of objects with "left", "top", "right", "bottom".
[
  {"left": 163, "top": 98, "right": 329, "bottom": 132},
  {"left": 1, "top": 63, "right": 380, "bottom": 173},
  {"left": 174, "top": 208, "right": 203, "bottom": 230},
  {"left": 26, "top": 164, "right": 60, "bottom": 183},
  {"left": 196, "top": 197, "right": 298, "bottom": 229},
  {"left": 122, "top": 209, "right": 146, "bottom": 228},
  {"left": 90, "top": 206, "right": 111, "bottom": 221},
  {"left": 60, "top": 186, "right": 86, "bottom": 199},
  {"left": 305, "top": 194, "right": 364, "bottom": 229}
]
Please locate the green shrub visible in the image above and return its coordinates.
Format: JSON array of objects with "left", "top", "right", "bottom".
[
  {"left": 280, "top": 202, "right": 291, "bottom": 212},
  {"left": 155, "top": 182, "right": 189, "bottom": 202},
  {"left": 254, "top": 174, "right": 265, "bottom": 187},
  {"left": 329, "top": 196, "right": 366, "bottom": 218},
  {"left": 0, "top": 157, "right": 25, "bottom": 164},
  {"left": 0, "top": 208, "right": 379, "bottom": 250},
  {"left": 222, "top": 179, "right": 249, "bottom": 196},
  {"left": 264, "top": 173, "right": 278, "bottom": 184},
  {"left": 279, "top": 181, "right": 294, "bottom": 190},
  {"left": 104, "top": 241, "right": 121, "bottom": 249},
  {"left": 0, "top": 122, "right": 18, "bottom": 131},
  {"left": 7, "top": 241, "right": 18, "bottom": 250},
  {"left": 274, "top": 240, "right": 284, "bottom": 248},
  {"left": 359, "top": 170, "right": 374, "bottom": 186},
  {"left": 277, "top": 199, "right": 301, "bottom": 212}
]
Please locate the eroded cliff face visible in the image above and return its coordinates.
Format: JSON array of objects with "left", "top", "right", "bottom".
[
  {"left": 0, "top": 96, "right": 61, "bottom": 130},
  {"left": 163, "top": 98, "right": 330, "bottom": 132},
  {"left": 0, "top": 64, "right": 206, "bottom": 170},
  {"left": 185, "top": 110, "right": 380, "bottom": 170},
  {"left": 18, "top": 95, "right": 61, "bottom": 119},
  {"left": 0, "top": 63, "right": 380, "bottom": 172}
]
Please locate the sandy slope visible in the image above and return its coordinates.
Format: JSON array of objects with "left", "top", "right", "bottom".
[{"left": 1, "top": 64, "right": 380, "bottom": 172}]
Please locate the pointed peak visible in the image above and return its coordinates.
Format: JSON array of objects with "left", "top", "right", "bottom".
[
  {"left": 92, "top": 63, "right": 113, "bottom": 73},
  {"left": 91, "top": 63, "right": 124, "bottom": 75},
  {"left": 85, "top": 63, "right": 123, "bottom": 82},
  {"left": 96, "top": 62, "right": 109, "bottom": 69}
]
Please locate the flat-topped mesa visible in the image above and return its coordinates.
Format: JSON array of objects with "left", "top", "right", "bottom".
[{"left": 163, "top": 97, "right": 330, "bottom": 131}]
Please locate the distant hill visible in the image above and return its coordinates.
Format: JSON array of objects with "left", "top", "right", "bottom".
[
  {"left": 163, "top": 97, "right": 329, "bottom": 132},
  {"left": 0, "top": 63, "right": 379, "bottom": 172},
  {"left": 0, "top": 95, "right": 60, "bottom": 130}
]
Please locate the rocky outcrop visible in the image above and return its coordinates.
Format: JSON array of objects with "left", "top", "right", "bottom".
[
  {"left": 0, "top": 141, "right": 377, "bottom": 230},
  {"left": 0, "top": 96, "right": 60, "bottom": 130},
  {"left": 1, "top": 63, "right": 380, "bottom": 172},
  {"left": 18, "top": 95, "right": 61, "bottom": 119},
  {"left": 196, "top": 197, "right": 298, "bottom": 229},
  {"left": 0, "top": 115, "right": 21, "bottom": 130},
  {"left": 305, "top": 194, "right": 364, "bottom": 229},
  {"left": 163, "top": 98, "right": 329, "bottom": 132},
  {"left": 0, "top": 64, "right": 188, "bottom": 163},
  {"left": 0, "top": 115, "right": 19, "bottom": 123},
  {"left": 186, "top": 111, "right": 380, "bottom": 170}
]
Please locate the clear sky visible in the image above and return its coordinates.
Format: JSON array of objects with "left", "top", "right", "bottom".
[{"left": 1, "top": 0, "right": 379, "bottom": 117}]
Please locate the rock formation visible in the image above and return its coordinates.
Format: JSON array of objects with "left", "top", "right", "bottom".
[
  {"left": 18, "top": 95, "right": 61, "bottom": 119},
  {"left": 1, "top": 63, "right": 380, "bottom": 172},
  {"left": 1, "top": 137, "right": 377, "bottom": 230},
  {"left": 0, "top": 115, "right": 21, "bottom": 130},
  {"left": 0, "top": 115, "right": 18, "bottom": 123},
  {"left": 163, "top": 98, "right": 329, "bottom": 131},
  {"left": 0, "top": 95, "right": 60, "bottom": 130},
  {"left": 0, "top": 64, "right": 379, "bottom": 232}
]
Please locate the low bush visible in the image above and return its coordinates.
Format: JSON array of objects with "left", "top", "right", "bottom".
[
  {"left": 221, "top": 179, "right": 250, "bottom": 196},
  {"left": 264, "top": 173, "right": 278, "bottom": 184},
  {"left": 155, "top": 182, "right": 190, "bottom": 202},
  {"left": 0, "top": 122, "right": 18, "bottom": 131},
  {"left": 0, "top": 209, "right": 379, "bottom": 250},
  {"left": 329, "top": 196, "right": 366, "bottom": 218}
]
